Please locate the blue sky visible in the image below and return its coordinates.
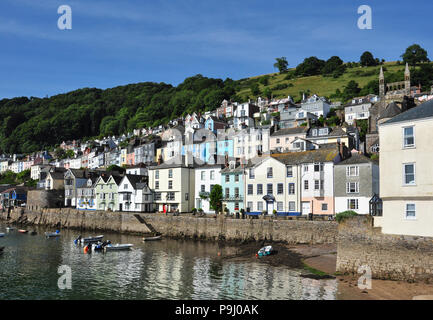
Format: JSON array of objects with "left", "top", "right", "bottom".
[{"left": 0, "top": 0, "right": 432, "bottom": 98}]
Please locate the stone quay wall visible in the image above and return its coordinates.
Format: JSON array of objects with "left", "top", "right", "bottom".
[
  {"left": 336, "top": 216, "right": 433, "bottom": 283},
  {"left": 0, "top": 208, "right": 337, "bottom": 244}
]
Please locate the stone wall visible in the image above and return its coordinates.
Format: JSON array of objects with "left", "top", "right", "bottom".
[
  {"left": 336, "top": 216, "right": 433, "bottom": 283},
  {"left": 26, "top": 190, "right": 64, "bottom": 210},
  {"left": 0, "top": 208, "right": 337, "bottom": 244}
]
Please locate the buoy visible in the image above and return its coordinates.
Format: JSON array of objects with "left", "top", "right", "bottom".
[
  {"left": 217, "top": 252, "right": 221, "bottom": 256},
  {"left": 84, "top": 245, "right": 89, "bottom": 254}
]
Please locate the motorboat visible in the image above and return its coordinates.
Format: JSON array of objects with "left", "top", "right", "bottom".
[
  {"left": 104, "top": 243, "right": 133, "bottom": 252},
  {"left": 142, "top": 235, "right": 162, "bottom": 241},
  {"left": 18, "top": 229, "right": 28, "bottom": 234},
  {"left": 257, "top": 245, "right": 273, "bottom": 257},
  {"left": 74, "top": 235, "right": 104, "bottom": 244},
  {"left": 0, "top": 233, "right": 5, "bottom": 238},
  {"left": 45, "top": 230, "right": 60, "bottom": 238}
]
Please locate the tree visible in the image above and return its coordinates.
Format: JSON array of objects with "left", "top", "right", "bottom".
[
  {"left": 295, "top": 57, "right": 326, "bottom": 77},
  {"left": 273, "top": 57, "right": 289, "bottom": 73},
  {"left": 209, "top": 184, "right": 223, "bottom": 214},
  {"left": 263, "top": 87, "right": 273, "bottom": 99},
  {"left": 250, "top": 83, "right": 260, "bottom": 96},
  {"left": 360, "top": 51, "right": 377, "bottom": 67},
  {"left": 342, "top": 80, "right": 361, "bottom": 101},
  {"left": 321, "top": 56, "right": 344, "bottom": 76},
  {"left": 401, "top": 44, "right": 429, "bottom": 66}
]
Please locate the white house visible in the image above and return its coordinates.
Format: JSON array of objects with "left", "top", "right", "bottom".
[
  {"left": 300, "top": 94, "right": 331, "bottom": 118},
  {"left": 118, "top": 174, "right": 154, "bottom": 212},
  {"left": 194, "top": 164, "right": 223, "bottom": 214}
]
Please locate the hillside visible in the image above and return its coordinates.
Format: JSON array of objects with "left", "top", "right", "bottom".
[{"left": 0, "top": 61, "right": 431, "bottom": 156}]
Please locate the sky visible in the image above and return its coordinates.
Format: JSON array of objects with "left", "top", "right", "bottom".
[{"left": 0, "top": 0, "right": 432, "bottom": 99}]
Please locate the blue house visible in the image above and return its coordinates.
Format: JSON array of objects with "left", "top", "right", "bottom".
[{"left": 221, "top": 162, "right": 245, "bottom": 214}]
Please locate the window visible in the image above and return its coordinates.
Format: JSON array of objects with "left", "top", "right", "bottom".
[
  {"left": 247, "top": 202, "right": 253, "bottom": 211},
  {"left": 155, "top": 170, "right": 159, "bottom": 179},
  {"left": 267, "top": 167, "right": 273, "bottom": 178},
  {"left": 322, "top": 203, "right": 328, "bottom": 211},
  {"left": 346, "top": 182, "right": 359, "bottom": 193},
  {"left": 304, "top": 180, "right": 309, "bottom": 190},
  {"left": 403, "top": 163, "right": 415, "bottom": 185},
  {"left": 303, "top": 165, "right": 309, "bottom": 172},
  {"left": 235, "top": 174, "right": 239, "bottom": 182},
  {"left": 257, "top": 201, "right": 263, "bottom": 211},
  {"left": 347, "top": 199, "right": 359, "bottom": 210},
  {"left": 225, "top": 175, "right": 230, "bottom": 183},
  {"left": 155, "top": 181, "right": 159, "bottom": 190},
  {"left": 277, "top": 183, "right": 283, "bottom": 194},
  {"left": 234, "top": 202, "right": 239, "bottom": 211},
  {"left": 210, "top": 170, "right": 215, "bottom": 180},
  {"left": 234, "top": 188, "right": 239, "bottom": 198},
  {"left": 267, "top": 184, "right": 273, "bottom": 195},
  {"left": 257, "top": 184, "right": 263, "bottom": 195},
  {"left": 248, "top": 184, "right": 253, "bottom": 195},
  {"left": 168, "top": 181, "right": 173, "bottom": 189},
  {"left": 201, "top": 185, "right": 206, "bottom": 192},
  {"left": 288, "top": 183, "right": 295, "bottom": 195},
  {"left": 346, "top": 166, "right": 359, "bottom": 177},
  {"left": 185, "top": 193, "right": 189, "bottom": 201},
  {"left": 201, "top": 171, "right": 205, "bottom": 180},
  {"left": 168, "top": 169, "right": 173, "bottom": 179},
  {"left": 276, "top": 138, "right": 280, "bottom": 144},
  {"left": 277, "top": 202, "right": 283, "bottom": 211},
  {"left": 314, "top": 162, "right": 324, "bottom": 172},
  {"left": 249, "top": 168, "right": 255, "bottom": 179},
  {"left": 403, "top": 126, "right": 415, "bottom": 148},
  {"left": 124, "top": 184, "right": 128, "bottom": 189},
  {"left": 289, "top": 201, "right": 295, "bottom": 211},
  {"left": 405, "top": 203, "right": 416, "bottom": 219},
  {"left": 287, "top": 166, "right": 293, "bottom": 177},
  {"left": 167, "top": 192, "right": 175, "bottom": 201},
  {"left": 314, "top": 180, "right": 320, "bottom": 190},
  {"left": 225, "top": 188, "right": 230, "bottom": 198}
]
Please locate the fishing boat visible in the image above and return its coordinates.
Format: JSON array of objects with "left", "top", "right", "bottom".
[
  {"left": 45, "top": 230, "right": 60, "bottom": 238},
  {"left": 142, "top": 235, "right": 162, "bottom": 241},
  {"left": 104, "top": 243, "right": 133, "bottom": 252},
  {"left": 257, "top": 245, "right": 273, "bottom": 257},
  {"left": 0, "top": 233, "right": 5, "bottom": 238},
  {"left": 18, "top": 229, "right": 28, "bottom": 234},
  {"left": 74, "top": 235, "right": 104, "bottom": 244}
]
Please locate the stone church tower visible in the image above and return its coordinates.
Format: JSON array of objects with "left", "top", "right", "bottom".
[
  {"left": 404, "top": 62, "right": 411, "bottom": 96},
  {"left": 379, "top": 66, "right": 385, "bottom": 97}
]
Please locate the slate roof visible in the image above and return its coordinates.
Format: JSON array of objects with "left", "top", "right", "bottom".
[
  {"left": 271, "top": 143, "right": 341, "bottom": 165},
  {"left": 271, "top": 127, "right": 309, "bottom": 137},
  {"left": 335, "top": 153, "right": 377, "bottom": 166},
  {"left": 378, "top": 102, "right": 402, "bottom": 120},
  {"left": 382, "top": 99, "right": 433, "bottom": 125}
]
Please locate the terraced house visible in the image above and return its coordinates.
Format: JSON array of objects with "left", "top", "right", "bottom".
[
  {"left": 118, "top": 174, "right": 153, "bottom": 212},
  {"left": 94, "top": 174, "right": 123, "bottom": 211},
  {"left": 221, "top": 161, "right": 245, "bottom": 214},
  {"left": 244, "top": 156, "right": 300, "bottom": 216}
]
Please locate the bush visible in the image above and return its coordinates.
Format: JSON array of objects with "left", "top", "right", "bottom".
[{"left": 335, "top": 210, "right": 358, "bottom": 223}]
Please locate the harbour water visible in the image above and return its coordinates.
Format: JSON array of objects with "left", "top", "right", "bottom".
[{"left": 0, "top": 222, "right": 338, "bottom": 300}]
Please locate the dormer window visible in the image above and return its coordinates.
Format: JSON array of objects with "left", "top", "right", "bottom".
[{"left": 312, "top": 129, "right": 318, "bottom": 136}]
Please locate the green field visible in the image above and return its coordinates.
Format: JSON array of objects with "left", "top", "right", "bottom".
[{"left": 236, "top": 62, "right": 406, "bottom": 102}]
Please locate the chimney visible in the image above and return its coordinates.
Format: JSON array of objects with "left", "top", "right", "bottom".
[
  {"left": 340, "top": 142, "right": 347, "bottom": 159},
  {"left": 157, "top": 154, "right": 163, "bottom": 165}
]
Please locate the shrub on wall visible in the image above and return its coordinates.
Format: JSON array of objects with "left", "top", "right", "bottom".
[{"left": 335, "top": 210, "right": 358, "bottom": 223}]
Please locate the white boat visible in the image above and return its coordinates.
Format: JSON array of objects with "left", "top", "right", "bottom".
[
  {"left": 6, "top": 227, "right": 14, "bottom": 231},
  {"left": 75, "top": 235, "right": 104, "bottom": 244},
  {"left": 104, "top": 243, "right": 133, "bottom": 252},
  {"left": 0, "top": 233, "right": 5, "bottom": 238},
  {"left": 45, "top": 231, "right": 60, "bottom": 238},
  {"left": 143, "top": 235, "right": 162, "bottom": 241},
  {"left": 258, "top": 245, "right": 273, "bottom": 257}
]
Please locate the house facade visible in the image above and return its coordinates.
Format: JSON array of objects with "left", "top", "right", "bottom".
[
  {"left": 334, "top": 153, "right": 379, "bottom": 214},
  {"left": 221, "top": 162, "right": 245, "bottom": 214},
  {"left": 378, "top": 99, "right": 433, "bottom": 237},
  {"left": 118, "top": 174, "right": 153, "bottom": 212},
  {"left": 194, "top": 164, "right": 223, "bottom": 214}
]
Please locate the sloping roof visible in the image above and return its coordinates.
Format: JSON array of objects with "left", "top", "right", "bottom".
[
  {"left": 335, "top": 153, "right": 376, "bottom": 165},
  {"left": 47, "top": 171, "right": 65, "bottom": 180},
  {"left": 124, "top": 174, "right": 147, "bottom": 187},
  {"left": 382, "top": 99, "right": 433, "bottom": 125},
  {"left": 271, "top": 127, "right": 308, "bottom": 137},
  {"left": 307, "top": 126, "right": 349, "bottom": 139},
  {"left": 378, "top": 102, "right": 402, "bottom": 120},
  {"left": 271, "top": 143, "right": 341, "bottom": 165}
]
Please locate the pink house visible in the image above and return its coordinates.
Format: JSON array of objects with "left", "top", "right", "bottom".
[{"left": 126, "top": 152, "right": 135, "bottom": 166}]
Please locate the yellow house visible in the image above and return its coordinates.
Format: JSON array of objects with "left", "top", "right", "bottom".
[{"left": 378, "top": 99, "right": 433, "bottom": 237}]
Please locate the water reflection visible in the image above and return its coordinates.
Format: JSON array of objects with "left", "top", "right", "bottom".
[{"left": 0, "top": 223, "right": 337, "bottom": 300}]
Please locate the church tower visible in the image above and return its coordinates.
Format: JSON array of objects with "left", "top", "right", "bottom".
[
  {"left": 404, "top": 63, "right": 411, "bottom": 95},
  {"left": 379, "top": 66, "right": 385, "bottom": 97}
]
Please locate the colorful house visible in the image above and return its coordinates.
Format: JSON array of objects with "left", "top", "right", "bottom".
[{"left": 221, "top": 161, "right": 245, "bottom": 214}]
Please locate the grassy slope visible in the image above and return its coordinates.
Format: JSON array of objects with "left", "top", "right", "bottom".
[{"left": 236, "top": 62, "right": 406, "bottom": 102}]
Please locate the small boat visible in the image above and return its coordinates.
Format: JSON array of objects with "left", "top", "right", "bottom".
[
  {"left": 18, "top": 229, "right": 28, "bottom": 234},
  {"left": 257, "top": 245, "right": 273, "bottom": 257},
  {"left": 0, "top": 233, "right": 5, "bottom": 238},
  {"left": 143, "top": 235, "right": 162, "bottom": 241},
  {"left": 6, "top": 227, "right": 14, "bottom": 231},
  {"left": 104, "top": 243, "right": 133, "bottom": 252},
  {"left": 74, "top": 235, "right": 104, "bottom": 244},
  {"left": 45, "top": 230, "right": 60, "bottom": 238},
  {"left": 91, "top": 240, "right": 111, "bottom": 252}
]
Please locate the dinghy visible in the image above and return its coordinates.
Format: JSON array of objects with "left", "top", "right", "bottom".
[
  {"left": 0, "top": 233, "right": 5, "bottom": 238},
  {"left": 74, "top": 235, "right": 104, "bottom": 244},
  {"left": 257, "top": 245, "right": 273, "bottom": 257},
  {"left": 143, "top": 235, "right": 162, "bottom": 241},
  {"left": 6, "top": 227, "right": 14, "bottom": 231},
  {"left": 45, "top": 230, "right": 60, "bottom": 238},
  {"left": 18, "top": 229, "right": 28, "bottom": 234},
  {"left": 104, "top": 243, "right": 133, "bottom": 252}
]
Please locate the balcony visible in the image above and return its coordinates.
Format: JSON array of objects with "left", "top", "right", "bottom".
[
  {"left": 199, "top": 191, "right": 210, "bottom": 198},
  {"left": 222, "top": 195, "right": 243, "bottom": 202}
]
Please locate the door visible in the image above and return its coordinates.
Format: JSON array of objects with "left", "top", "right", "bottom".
[
  {"left": 267, "top": 202, "right": 274, "bottom": 215},
  {"left": 302, "top": 202, "right": 311, "bottom": 215}
]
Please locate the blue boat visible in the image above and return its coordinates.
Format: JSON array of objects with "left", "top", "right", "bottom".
[{"left": 258, "top": 246, "right": 273, "bottom": 257}]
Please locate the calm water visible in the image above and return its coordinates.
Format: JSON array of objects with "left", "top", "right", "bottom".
[{"left": 0, "top": 222, "right": 338, "bottom": 300}]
